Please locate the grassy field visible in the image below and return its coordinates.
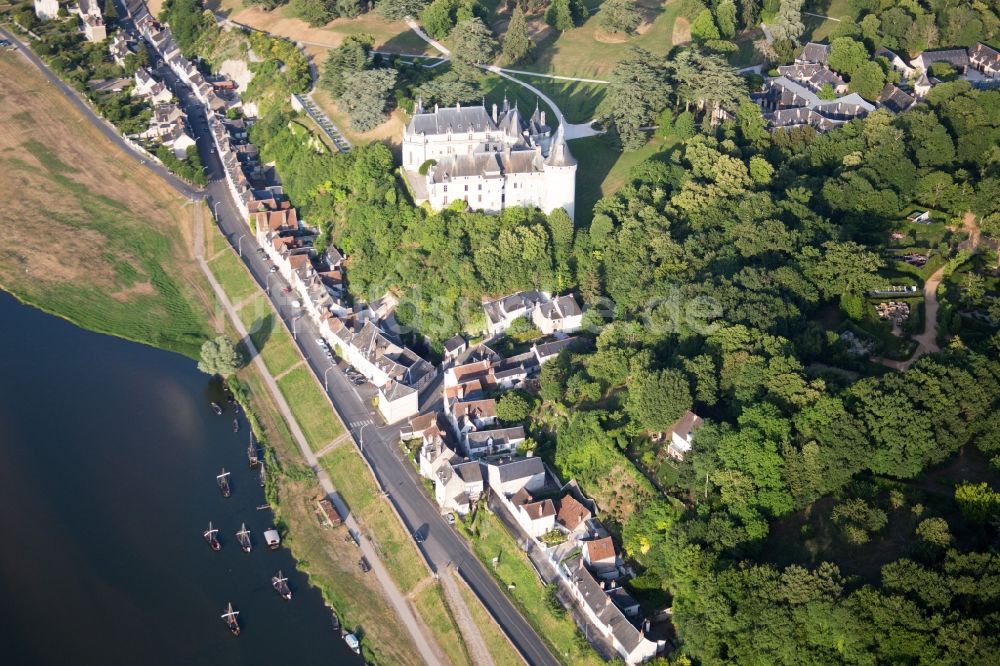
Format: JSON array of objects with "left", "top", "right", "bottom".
[
  {"left": 456, "top": 576, "right": 526, "bottom": 665},
  {"left": 570, "top": 131, "right": 679, "bottom": 225},
  {"left": 464, "top": 511, "right": 603, "bottom": 666},
  {"left": 236, "top": 369, "right": 429, "bottom": 666},
  {"left": 500, "top": 0, "right": 705, "bottom": 79},
  {"left": 502, "top": 74, "right": 605, "bottom": 124},
  {"left": 413, "top": 583, "right": 473, "bottom": 666},
  {"left": 276, "top": 365, "right": 343, "bottom": 451},
  {"left": 0, "top": 53, "right": 212, "bottom": 357},
  {"left": 319, "top": 446, "right": 430, "bottom": 590},
  {"left": 802, "top": 0, "right": 859, "bottom": 43},
  {"left": 237, "top": 298, "right": 303, "bottom": 376},
  {"left": 207, "top": 249, "right": 259, "bottom": 302},
  {"left": 208, "top": 0, "right": 433, "bottom": 54}
]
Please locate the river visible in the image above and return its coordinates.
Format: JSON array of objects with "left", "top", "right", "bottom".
[{"left": 0, "top": 292, "right": 360, "bottom": 664}]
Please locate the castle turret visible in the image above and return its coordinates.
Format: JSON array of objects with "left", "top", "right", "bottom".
[{"left": 542, "top": 125, "right": 577, "bottom": 220}]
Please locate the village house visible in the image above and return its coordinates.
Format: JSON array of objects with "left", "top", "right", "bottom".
[
  {"left": 969, "top": 42, "right": 1000, "bottom": 78},
  {"left": 139, "top": 103, "right": 196, "bottom": 158},
  {"left": 511, "top": 487, "right": 556, "bottom": 538},
  {"left": 532, "top": 337, "right": 578, "bottom": 366},
  {"left": 583, "top": 536, "right": 621, "bottom": 579},
  {"left": 109, "top": 33, "right": 131, "bottom": 67},
  {"left": 34, "top": 0, "right": 59, "bottom": 21},
  {"left": 561, "top": 557, "right": 660, "bottom": 664},
  {"left": 532, "top": 293, "right": 584, "bottom": 336},
  {"left": 756, "top": 76, "right": 875, "bottom": 132},
  {"left": 401, "top": 100, "right": 577, "bottom": 220},
  {"left": 321, "top": 316, "right": 436, "bottom": 423},
  {"left": 910, "top": 48, "right": 970, "bottom": 75},
  {"left": 465, "top": 426, "right": 525, "bottom": 458},
  {"left": 482, "top": 291, "right": 545, "bottom": 337},
  {"left": 875, "top": 47, "right": 916, "bottom": 79},
  {"left": 876, "top": 83, "right": 916, "bottom": 114},
  {"left": 132, "top": 68, "right": 173, "bottom": 104},
  {"left": 665, "top": 410, "right": 704, "bottom": 462},
  {"left": 442, "top": 334, "right": 468, "bottom": 363},
  {"left": 73, "top": 0, "right": 106, "bottom": 42},
  {"left": 485, "top": 456, "right": 546, "bottom": 498},
  {"left": 448, "top": 398, "right": 498, "bottom": 438},
  {"left": 555, "top": 493, "right": 593, "bottom": 534},
  {"left": 776, "top": 63, "right": 848, "bottom": 95},
  {"left": 796, "top": 42, "right": 831, "bottom": 65},
  {"left": 434, "top": 460, "right": 484, "bottom": 516}
]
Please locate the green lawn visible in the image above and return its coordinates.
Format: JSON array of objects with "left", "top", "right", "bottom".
[
  {"left": 413, "top": 584, "right": 472, "bottom": 666},
  {"left": 463, "top": 511, "right": 603, "bottom": 666},
  {"left": 237, "top": 299, "right": 302, "bottom": 376},
  {"left": 802, "top": 0, "right": 860, "bottom": 43},
  {"left": 480, "top": 73, "right": 561, "bottom": 129},
  {"left": 320, "top": 446, "right": 429, "bottom": 591},
  {"left": 504, "top": 0, "right": 703, "bottom": 79},
  {"left": 502, "top": 74, "right": 606, "bottom": 124},
  {"left": 208, "top": 250, "right": 258, "bottom": 302},
  {"left": 276, "top": 366, "right": 343, "bottom": 452},
  {"left": 456, "top": 577, "right": 526, "bottom": 665},
  {"left": 570, "top": 131, "right": 679, "bottom": 225}
]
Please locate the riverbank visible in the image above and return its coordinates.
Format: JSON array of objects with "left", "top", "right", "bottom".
[
  {"left": 0, "top": 53, "right": 212, "bottom": 358},
  {"left": 0, "top": 51, "right": 435, "bottom": 666}
]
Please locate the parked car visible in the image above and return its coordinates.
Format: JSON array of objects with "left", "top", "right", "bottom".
[
  {"left": 314, "top": 338, "right": 326, "bottom": 346},
  {"left": 269, "top": 265, "right": 279, "bottom": 273},
  {"left": 290, "top": 300, "right": 302, "bottom": 308},
  {"left": 446, "top": 513, "right": 456, "bottom": 525}
]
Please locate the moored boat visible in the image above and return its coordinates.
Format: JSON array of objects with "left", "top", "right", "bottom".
[
  {"left": 259, "top": 462, "right": 266, "bottom": 487},
  {"left": 233, "top": 418, "right": 239, "bottom": 433},
  {"left": 221, "top": 602, "right": 240, "bottom": 636},
  {"left": 344, "top": 633, "right": 360, "bottom": 654},
  {"left": 210, "top": 402, "right": 223, "bottom": 416},
  {"left": 217, "top": 469, "right": 231, "bottom": 498},
  {"left": 247, "top": 440, "right": 258, "bottom": 468},
  {"left": 272, "top": 570, "right": 292, "bottom": 601},
  {"left": 264, "top": 528, "right": 280, "bottom": 549},
  {"left": 236, "top": 523, "right": 252, "bottom": 553},
  {"left": 204, "top": 521, "right": 221, "bottom": 551}
]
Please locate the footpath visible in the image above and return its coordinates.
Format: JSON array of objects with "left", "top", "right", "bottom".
[{"left": 190, "top": 204, "right": 446, "bottom": 666}]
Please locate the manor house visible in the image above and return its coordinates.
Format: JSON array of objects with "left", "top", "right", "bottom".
[{"left": 401, "top": 99, "right": 577, "bottom": 220}]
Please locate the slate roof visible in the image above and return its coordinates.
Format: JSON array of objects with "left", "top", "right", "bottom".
[
  {"left": 465, "top": 426, "right": 525, "bottom": 450},
  {"left": 876, "top": 83, "right": 915, "bottom": 114},
  {"left": 492, "top": 456, "right": 544, "bottom": 483},
  {"left": 453, "top": 461, "right": 483, "bottom": 486},
  {"left": 799, "top": 42, "right": 831, "bottom": 64},
  {"left": 566, "top": 557, "right": 649, "bottom": 654},
  {"left": 406, "top": 105, "right": 497, "bottom": 135},
  {"left": 443, "top": 334, "right": 466, "bottom": 354}
]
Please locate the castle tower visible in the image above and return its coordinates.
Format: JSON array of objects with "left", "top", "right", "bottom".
[{"left": 542, "top": 124, "right": 577, "bottom": 220}]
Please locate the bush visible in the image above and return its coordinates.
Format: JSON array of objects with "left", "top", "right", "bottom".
[{"left": 418, "top": 159, "right": 437, "bottom": 175}]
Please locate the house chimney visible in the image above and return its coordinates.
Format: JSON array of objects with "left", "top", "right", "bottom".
[
  {"left": 540, "top": 111, "right": 546, "bottom": 127},
  {"left": 492, "top": 103, "right": 498, "bottom": 123},
  {"left": 434, "top": 103, "right": 439, "bottom": 113}
]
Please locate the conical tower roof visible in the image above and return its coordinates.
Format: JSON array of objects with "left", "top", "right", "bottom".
[{"left": 544, "top": 124, "right": 576, "bottom": 167}]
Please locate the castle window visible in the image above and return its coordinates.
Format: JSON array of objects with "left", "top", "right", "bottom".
[
  {"left": 464, "top": 185, "right": 468, "bottom": 192},
  {"left": 443, "top": 185, "right": 448, "bottom": 193},
  {"left": 478, "top": 195, "right": 482, "bottom": 203},
  {"left": 443, "top": 197, "right": 448, "bottom": 205},
  {"left": 478, "top": 184, "right": 482, "bottom": 191}
]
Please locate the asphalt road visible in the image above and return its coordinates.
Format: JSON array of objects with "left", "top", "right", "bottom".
[{"left": 10, "top": 11, "right": 561, "bottom": 664}]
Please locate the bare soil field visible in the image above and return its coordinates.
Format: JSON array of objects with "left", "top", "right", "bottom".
[{"left": 0, "top": 53, "right": 211, "bottom": 356}]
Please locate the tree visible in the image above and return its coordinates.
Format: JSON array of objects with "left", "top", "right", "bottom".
[
  {"left": 103, "top": 0, "right": 117, "bottom": 22},
  {"left": 501, "top": 6, "right": 534, "bottom": 65},
  {"left": 801, "top": 241, "right": 884, "bottom": 304},
  {"left": 288, "top": 0, "right": 335, "bottom": 26},
  {"left": 670, "top": 50, "right": 747, "bottom": 121},
  {"left": 715, "top": 0, "right": 738, "bottom": 39},
  {"left": 376, "top": 0, "right": 429, "bottom": 20},
  {"left": 198, "top": 336, "right": 242, "bottom": 378},
  {"left": 450, "top": 17, "right": 498, "bottom": 66},
  {"left": 848, "top": 60, "right": 886, "bottom": 101},
  {"left": 599, "top": 0, "right": 641, "bottom": 35},
  {"left": 416, "top": 69, "right": 480, "bottom": 105},
  {"left": 545, "top": 0, "right": 588, "bottom": 31},
  {"left": 749, "top": 155, "right": 774, "bottom": 184},
  {"left": 831, "top": 498, "right": 887, "bottom": 544},
  {"left": 320, "top": 35, "right": 372, "bottom": 98},
  {"left": 828, "top": 37, "right": 868, "bottom": 77},
  {"left": 691, "top": 9, "right": 721, "bottom": 42},
  {"left": 738, "top": 0, "right": 760, "bottom": 30},
  {"left": 769, "top": 0, "right": 804, "bottom": 44},
  {"left": 340, "top": 68, "right": 398, "bottom": 132},
  {"left": 599, "top": 48, "right": 670, "bottom": 150},
  {"left": 626, "top": 368, "right": 692, "bottom": 432},
  {"left": 915, "top": 517, "right": 952, "bottom": 549},
  {"left": 421, "top": 0, "right": 460, "bottom": 40},
  {"left": 497, "top": 392, "right": 531, "bottom": 423},
  {"left": 955, "top": 482, "right": 1000, "bottom": 523}
]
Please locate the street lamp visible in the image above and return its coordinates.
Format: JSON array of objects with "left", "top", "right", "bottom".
[
  {"left": 292, "top": 314, "right": 303, "bottom": 340},
  {"left": 265, "top": 272, "right": 275, "bottom": 295},
  {"left": 324, "top": 364, "right": 337, "bottom": 393},
  {"left": 213, "top": 201, "right": 222, "bottom": 220},
  {"left": 237, "top": 234, "right": 247, "bottom": 257}
]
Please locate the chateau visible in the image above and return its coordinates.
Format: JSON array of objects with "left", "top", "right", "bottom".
[{"left": 402, "top": 99, "right": 577, "bottom": 220}]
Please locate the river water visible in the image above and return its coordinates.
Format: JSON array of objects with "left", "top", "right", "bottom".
[{"left": 0, "top": 293, "right": 360, "bottom": 664}]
